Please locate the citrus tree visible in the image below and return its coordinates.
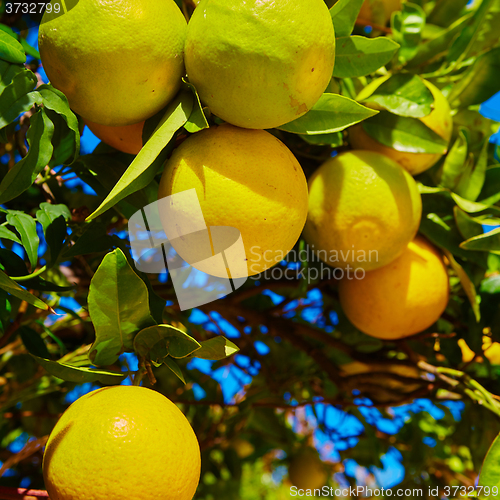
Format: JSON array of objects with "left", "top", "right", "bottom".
[{"left": 1, "top": 0, "right": 500, "bottom": 498}]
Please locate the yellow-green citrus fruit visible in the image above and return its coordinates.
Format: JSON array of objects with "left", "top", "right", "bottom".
[
  {"left": 349, "top": 78, "right": 453, "bottom": 176},
  {"left": 303, "top": 151, "right": 422, "bottom": 271},
  {"left": 358, "top": 0, "right": 402, "bottom": 25},
  {"left": 43, "top": 386, "right": 201, "bottom": 500},
  {"left": 184, "top": 0, "right": 336, "bottom": 129},
  {"left": 158, "top": 124, "right": 308, "bottom": 277},
  {"left": 84, "top": 120, "right": 144, "bottom": 155},
  {"left": 288, "top": 447, "right": 328, "bottom": 490},
  {"left": 39, "top": 0, "right": 187, "bottom": 126},
  {"left": 339, "top": 235, "right": 449, "bottom": 340}
]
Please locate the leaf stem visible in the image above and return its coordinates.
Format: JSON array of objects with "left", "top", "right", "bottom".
[{"left": 11, "top": 266, "right": 47, "bottom": 282}]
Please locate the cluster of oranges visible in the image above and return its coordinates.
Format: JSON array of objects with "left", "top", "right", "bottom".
[{"left": 37, "top": 0, "right": 459, "bottom": 495}]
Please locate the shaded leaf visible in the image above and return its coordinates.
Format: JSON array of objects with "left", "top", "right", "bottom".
[
  {"left": 333, "top": 36, "right": 400, "bottom": 78},
  {"left": 406, "top": 14, "right": 472, "bottom": 68},
  {"left": 449, "top": 47, "right": 500, "bottom": 109},
  {"left": 0, "top": 69, "right": 38, "bottom": 129},
  {"left": 454, "top": 207, "right": 483, "bottom": 241},
  {"left": 134, "top": 324, "right": 201, "bottom": 361},
  {"left": 163, "top": 356, "right": 186, "bottom": 384},
  {"left": 31, "top": 355, "right": 125, "bottom": 384},
  {"left": 443, "top": 249, "right": 480, "bottom": 322},
  {"left": 190, "top": 336, "right": 240, "bottom": 361},
  {"left": 19, "top": 326, "right": 50, "bottom": 359},
  {"left": 362, "top": 111, "right": 448, "bottom": 153},
  {"left": 88, "top": 248, "right": 156, "bottom": 366},
  {"left": 62, "top": 220, "right": 113, "bottom": 259},
  {"left": 45, "top": 216, "right": 67, "bottom": 268},
  {"left": 478, "top": 167, "right": 500, "bottom": 207},
  {"left": 87, "top": 90, "right": 193, "bottom": 221},
  {"left": 278, "top": 93, "right": 378, "bottom": 135}
]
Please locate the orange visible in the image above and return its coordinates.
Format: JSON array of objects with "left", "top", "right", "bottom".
[
  {"left": 349, "top": 78, "right": 453, "bottom": 176},
  {"left": 158, "top": 124, "right": 308, "bottom": 277},
  {"left": 339, "top": 235, "right": 449, "bottom": 339},
  {"left": 39, "top": 0, "right": 187, "bottom": 126},
  {"left": 43, "top": 386, "right": 200, "bottom": 500},
  {"left": 84, "top": 120, "right": 144, "bottom": 155},
  {"left": 184, "top": 0, "right": 336, "bottom": 129},
  {"left": 304, "top": 151, "right": 422, "bottom": 271}
]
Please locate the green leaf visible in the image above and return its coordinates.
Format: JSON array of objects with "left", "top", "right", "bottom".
[
  {"left": 478, "top": 167, "right": 500, "bottom": 207},
  {"left": 454, "top": 138, "right": 488, "bottom": 202},
  {"left": 36, "top": 202, "right": 71, "bottom": 234},
  {"left": 333, "top": 36, "right": 400, "bottom": 78},
  {"left": 442, "top": 249, "right": 480, "bottom": 322},
  {"left": 451, "top": 193, "right": 493, "bottom": 214},
  {"left": 419, "top": 212, "right": 487, "bottom": 267},
  {"left": 0, "top": 69, "right": 38, "bottom": 129},
  {"left": 0, "top": 226, "right": 21, "bottom": 245},
  {"left": 6, "top": 211, "right": 39, "bottom": 269},
  {"left": 0, "top": 29, "right": 25, "bottom": 64},
  {"left": 19, "top": 326, "right": 50, "bottom": 359},
  {"left": 190, "top": 336, "right": 240, "bottom": 360},
  {"left": 31, "top": 354, "right": 125, "bottom": 384},
  {"left": 448, "top": 47, "right": 500, "bottom": 109},
  {"left": 37, "top": 84, "right": 80, "bottom": 164},
  {"left": 278, "top": 93, "right": 378, "bottom": 135},
  {"left": 87, "top": 90, "right": 193, "bottom": 221},
  {"left": 134, "top": 324, "right": 201, "bottom": 362},
  {"left": 301, "top": 132, "right": 343, "bottom": 147},
  {"left": 358, "top": 74, "right": 434, "bottom": 118},
  {"left": 427, "top": 0, "right": 469, "bottom": 27},
  {"left": 88, "top": 248, "right": 156, "bottom": 366},
  {"left": 62, "top": 220, "right": 113, "bottom": 259},
  {"left": 163, "top": 356, "right": 186, "bottom": 384},
  {"left": 454, "top": 207, "right": 483, "bottom": 241},
  {"left": 460, "top": 228, "right": 500, "bottom": 253},
  {"left": 0, "top": 269, "right": 48, "bottom": 310},
  {"left": 481, "top": 276, "right": 500, "bottom": 294},
  {"left": 183, "top": 78, "right": 209, "bottom": 133},
  {"left": 45, "top": 216, "right": 67, "bottom": 268},
  {"left": 446, "top": 0, "right": 495, "bottom": 65},
  {"left": 392, "top": 2, "right": 426, "bottom": 63},
  {"left": 437, "top": 128, "right": 469, "bottom": 192},
  {"left": 478, "top": 432, "right": 500, "bottom": 490},
  {"left": 72, "top": 154, "right": 158, "bottom": 213},
  {"left": 329, "top": 0, "right": 364, "bottom": 37},
  {"left": 405, "top": 14, "right": 472, "bottom": 69},
  {"left": 0, "top": 108, "right": 54, "bottom": 204},
  {"left": 0, "top": 83, "right": 42, "bottom": 128},
  {"left": 361, "top": 111, "right": 449, "bottom": 154}
]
